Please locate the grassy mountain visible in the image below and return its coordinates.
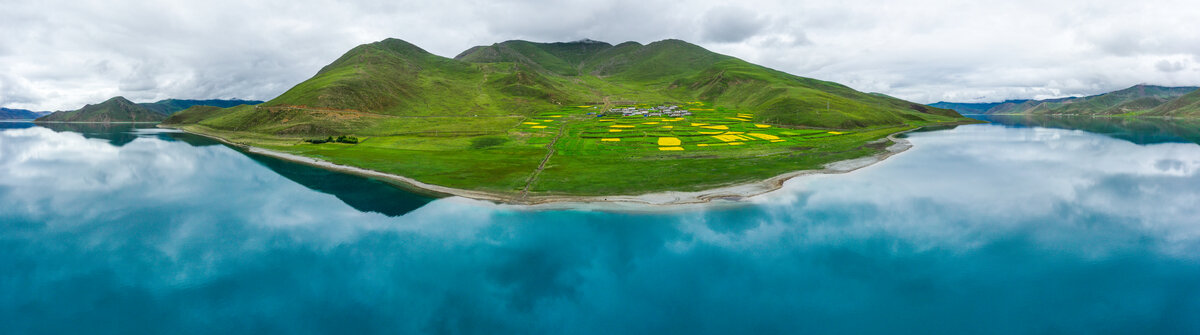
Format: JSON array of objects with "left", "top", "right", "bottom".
[
  {"left": 36, "top": 96, "right": 167, "bottom": 122},
  {"left": 1145, "top": 88, "right": 1200, "bottom": 117},
  {"left": 0, "top": 108, "right": 51, "bottom": 120},
  {"left": 139, "top": 99, "right": 263, "bottom": 115},
  {"left": 170, "top": 38, "right": 965, "bottom": 134},
  {"left": 953, "top": 85, "right": 1198, "bottom": 116}
]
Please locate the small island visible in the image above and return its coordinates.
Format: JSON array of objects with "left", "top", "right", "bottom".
[{"left": 164, "top": 38, "right": 978, "bottom": 204}]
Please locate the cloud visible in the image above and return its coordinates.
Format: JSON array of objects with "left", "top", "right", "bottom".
[
  {"left": 1155, "top": 58, "right": 1188, "bottom": 73},
  {"left": 700, "top": 6, "right": 765, "bottom": 43},
  {"left": 3, "top": 0, "right": 1200, "bottom": 110},
  {"left": 0, "top": 74, "right": 40, "bottom": 105}
]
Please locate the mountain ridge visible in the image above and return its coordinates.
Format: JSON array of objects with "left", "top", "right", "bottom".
[
  {"left": 933, "top": 85, "right": 1199, "bottom": 116},
  {"left": 33, "top": 97, "right": 263, "bottom": 123},
  {"left": 175, "top": 37, "right": 963, "bottom": 133},
  {"left": 139, "top": 98, "right": 264, "bottom": 115},
  {"left": 0, "top": 108, "right": 51, "bottom": 120},
  {"left": 36, "top": 96, "right": 167, "bottom": 122}
]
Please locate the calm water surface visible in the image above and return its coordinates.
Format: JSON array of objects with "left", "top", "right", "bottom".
[{"left": 2, "top": 119, "right": 1199, "bottom": 334}]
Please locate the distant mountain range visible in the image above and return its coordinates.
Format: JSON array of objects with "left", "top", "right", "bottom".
[
  {"left": 36, "top": 97, "right": 170, "bottom": 122},
  {"left": 31, "top": 97, "right": 262, "bottom": 123},
  {"left": 931, "top": 85, "right": 1200, "bottom": 116},
  {"left": 0, "top": 108, "right": 52, "bottom": 120},
  {"left": 139, "top": 98, "right": 263, "bottom": 115}
]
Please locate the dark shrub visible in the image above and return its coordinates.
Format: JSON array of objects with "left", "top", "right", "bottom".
[{"left": 469, "top": 136, "right": 508, "bottom": 149}]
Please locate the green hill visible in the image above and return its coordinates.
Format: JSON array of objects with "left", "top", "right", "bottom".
[
  {"left": 172, "top": 38, "right": 963, "bottom": 133},
  {"left": 139, "top": 99, "right": 263, "bottom": 115},
  {"left": 36, "top": 96, "right": 167, "bottom": 122},
  {"left": 165, "top": 38, "right": 975, "bottom": 199},
  {"left": 971, "top": 85, "right": 1197, "bottom": 116}
]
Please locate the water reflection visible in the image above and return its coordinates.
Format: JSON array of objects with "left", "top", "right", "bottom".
[
  {"left": 0, "top": 121, "right": 37, "bottom": 130},
  {"left": 975, "top": 114, "right": 1200, "bottom": 145},
  {"left": 2, "top": 122, "right": 1199, "bottom": 334},
  {"left": 33, "top": 122, "right": 161, "bottom": 145},
  {"left": 6, "top": 122, "right": 434, "bottom": 216}
]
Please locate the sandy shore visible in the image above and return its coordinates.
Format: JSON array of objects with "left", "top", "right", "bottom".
[{"left": 170, "top": 126, "right": 919, "bottom": 207}]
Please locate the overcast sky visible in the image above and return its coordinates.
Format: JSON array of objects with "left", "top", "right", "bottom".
[{"left": 3, "top": 0, "right": 1199, "bottom": 111}]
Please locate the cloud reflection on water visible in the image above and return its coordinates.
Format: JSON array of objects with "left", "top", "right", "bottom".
[{"left": 2, "top": 123, "right": 1199, "bottom": 334}]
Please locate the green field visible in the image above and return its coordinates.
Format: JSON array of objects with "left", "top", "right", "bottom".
[{"left": 177, "top": 102, "right": 965, "bottom": 197}]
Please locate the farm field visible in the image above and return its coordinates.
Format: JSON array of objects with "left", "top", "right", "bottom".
[{"left": 184, "top": 102, "right": 965, "bottom": 197}]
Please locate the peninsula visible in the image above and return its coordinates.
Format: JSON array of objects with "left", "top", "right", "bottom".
[{"left": 163, "top": 38, "right": 977, "bottom": 203}]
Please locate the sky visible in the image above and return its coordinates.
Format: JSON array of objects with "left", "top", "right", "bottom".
[{"left": 2, "top": 0, "right": 1199, "bottom": 111}]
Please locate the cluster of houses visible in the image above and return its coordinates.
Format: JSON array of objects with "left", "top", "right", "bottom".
[{"left": 606, "top": 105, "right": 693, "bottom": 118}]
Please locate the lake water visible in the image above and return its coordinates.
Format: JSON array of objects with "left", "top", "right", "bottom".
[{"left": 2, "top": 118, "right": 1199, "bottom": 334}]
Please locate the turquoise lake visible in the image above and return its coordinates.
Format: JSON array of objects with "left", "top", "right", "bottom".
[{"left": 2, "top": 117, "right": 1199, "bottom": 334}]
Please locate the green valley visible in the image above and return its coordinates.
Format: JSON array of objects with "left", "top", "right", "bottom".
[{"left": 164, "top": 38, "right": 976, "bottom": 201}]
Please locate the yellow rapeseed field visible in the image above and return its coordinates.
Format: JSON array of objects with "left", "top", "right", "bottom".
[
  {"left": 712, "top": 135, "right": 743, "bottom": 142},
  {"left": 748, "top": 133, "right": 780, "bottom": 140}
]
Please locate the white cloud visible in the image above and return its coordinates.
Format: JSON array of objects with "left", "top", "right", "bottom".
[{"left": 2, "top": 0, "right": 1200, "bottom": 110}]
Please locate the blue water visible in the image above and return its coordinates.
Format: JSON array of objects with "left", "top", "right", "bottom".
[{"left": 2, "top": 120, "right": 1199, "bottom": 334}]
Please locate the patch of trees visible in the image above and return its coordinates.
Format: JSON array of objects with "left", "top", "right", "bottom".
[
  {"left": 305, "top": 135, "right": 360, "bottom": 144},
  {"left": 469, "top": 136, "right": 508, "bottom": 149}
]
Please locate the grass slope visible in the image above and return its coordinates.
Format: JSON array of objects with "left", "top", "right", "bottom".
[
  {"left": 1146, "top": 88, "right": 1200, "bottom": 117},
  {"left": 36, "top": 96, "right": 166, "bottom": 122}
]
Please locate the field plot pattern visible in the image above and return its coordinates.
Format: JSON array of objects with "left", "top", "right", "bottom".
[
  {"left": 526, "top": 102, "right": 849, "bottom": 153},
  {"left": 212, "top": 101, "right": 945, "bottom": 196}
]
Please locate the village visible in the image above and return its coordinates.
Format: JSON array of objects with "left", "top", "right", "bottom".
[{"left": 599, "top": 104, "right": 694, "bottom": 118}]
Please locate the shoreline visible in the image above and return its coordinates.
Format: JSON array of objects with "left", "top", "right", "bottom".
[
  {"left": 166, "top": 125, "right": 926, "bottom": 207},
  {"left": 33, "top": 121, "right": 163, "bottom": 124}
]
